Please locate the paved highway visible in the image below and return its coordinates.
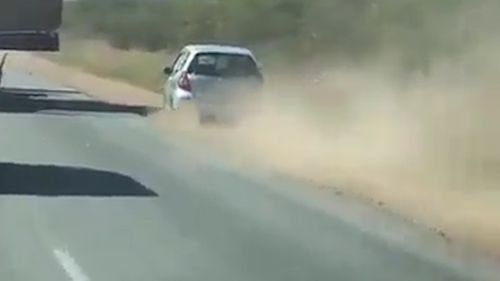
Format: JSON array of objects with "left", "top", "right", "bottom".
[{"left": 0, "top": 71, "right": 498, "bottom": 281}]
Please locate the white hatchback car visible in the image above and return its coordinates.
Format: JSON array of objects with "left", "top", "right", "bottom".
[{"left": 163, "top": 44, "right": 263, "bottom": 123}]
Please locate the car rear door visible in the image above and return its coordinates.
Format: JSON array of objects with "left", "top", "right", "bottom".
[{"left": 165, "top": 50, "right": 190, "bottom": 96}]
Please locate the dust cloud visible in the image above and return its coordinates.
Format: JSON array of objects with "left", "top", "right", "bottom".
[{"left": 159, "top": 43, "right": 500, "bottom": 255}]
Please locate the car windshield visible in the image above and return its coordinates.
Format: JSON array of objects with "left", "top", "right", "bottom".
[{"left": 188, "top": 53, "right": 260, "bottom": 78}]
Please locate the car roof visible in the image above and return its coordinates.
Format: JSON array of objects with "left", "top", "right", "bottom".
[{"left": 183, "top": 44, "right": 254, "bottom": 56}]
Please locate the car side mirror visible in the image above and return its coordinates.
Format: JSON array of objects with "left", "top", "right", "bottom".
[{"left": 163, "top": 67, "right": 173, "bottom": 75}]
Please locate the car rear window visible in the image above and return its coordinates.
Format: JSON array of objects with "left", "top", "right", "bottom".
[{"left": 188, "top": 52, "right": 261, "bottom": 78}]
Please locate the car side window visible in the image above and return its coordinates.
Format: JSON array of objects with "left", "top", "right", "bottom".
[
  {"left": 173, "top": 51, "right": 190, "bottom": 74},
  {"left": 170, "top": 53, "right": 182, "bottom": 68}
]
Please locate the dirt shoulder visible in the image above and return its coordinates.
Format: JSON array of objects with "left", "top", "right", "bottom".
[
  {"left": 8, "top": 52, "right": 500, "bottom": 260},
  {"left": 7, "top": 53, "right": 160, "bottom": 106}
]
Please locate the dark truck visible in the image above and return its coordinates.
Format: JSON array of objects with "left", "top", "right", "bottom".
[
  {"left": 0, "top": 0, "right": 62, "bottom": 85},
  {"left": 0, "top": 0, "right": 61, "bottom": 51}
]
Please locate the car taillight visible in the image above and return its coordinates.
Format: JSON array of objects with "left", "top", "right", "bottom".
[{"left": 178, "top": 72, "right": 191, "bottom": 92}]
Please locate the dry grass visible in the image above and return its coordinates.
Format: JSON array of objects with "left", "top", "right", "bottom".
[
  {"left": 13, "top": 40, "right": 500, "bottom": 257},
  {"left": 47, "top": 39, "right": 169, "bottom": 92}
]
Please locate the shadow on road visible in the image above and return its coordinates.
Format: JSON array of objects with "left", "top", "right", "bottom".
[
  {"left": 0, "top": 87, "right": 158, "bottom": 116},
  {"left": 0, "top": 87, "right": 81, "bottom": 96},
  {"left": 0, "top": 162, "right": 157, "bottom": 197}
]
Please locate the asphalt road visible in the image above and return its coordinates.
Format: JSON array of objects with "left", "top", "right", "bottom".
[{"left": 0, "top": 71, "right": 498, "bottom": 281}]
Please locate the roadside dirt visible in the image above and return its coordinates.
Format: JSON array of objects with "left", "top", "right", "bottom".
[
  {"left": 8, "top": 53, "right": 500, "bottom": 260},
  {"left": 7, "top": 53, "right": 160, "bottom": 106}
]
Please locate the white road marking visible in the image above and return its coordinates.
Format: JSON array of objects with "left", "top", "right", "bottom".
[{"left": 53, "top": 248, "right": 90, "bottom": 281}]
